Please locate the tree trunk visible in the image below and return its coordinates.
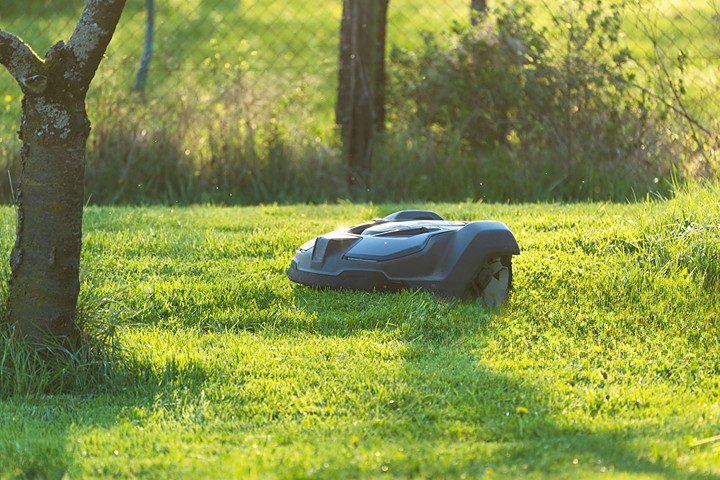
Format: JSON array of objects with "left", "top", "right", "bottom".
[
  {"left": 471, "top": 0, "right": 487, "bottom": 25},
  {"left": 0, "top": 0, "right": 127, "bottom": 346},
  {"left": 336, "top": 0, "right": 388, "bottom": 195},
  {"left": 8, "top": 94, "right": 89, "bottom": 345}
]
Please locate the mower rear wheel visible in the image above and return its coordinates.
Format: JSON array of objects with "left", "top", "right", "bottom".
[{"left": 472, "top": 256, "right": 512, "bottom": 308}]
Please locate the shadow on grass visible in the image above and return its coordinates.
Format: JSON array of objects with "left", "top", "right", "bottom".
[
  {"left": 1, "top": 286, "right": 717, "bottom": 478},
  {"left": 281, "top": 287, "right": 719, "bottom": 478}
]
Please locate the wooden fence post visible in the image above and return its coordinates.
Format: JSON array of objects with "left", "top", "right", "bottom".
[
  {"left": 336, "top": 0, "right": 388, "bottom": 195},
  {"left": 471, "top": 0, "right": 487, "bottom": 25}
]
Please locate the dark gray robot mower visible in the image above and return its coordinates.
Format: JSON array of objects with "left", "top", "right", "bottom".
[{"left": 288, "top": 210, "right": 520, "bottom": 307}]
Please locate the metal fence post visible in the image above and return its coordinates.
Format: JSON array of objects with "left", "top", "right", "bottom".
[{"left": 132, "top": 0, "right": 155, "bottom": 93}]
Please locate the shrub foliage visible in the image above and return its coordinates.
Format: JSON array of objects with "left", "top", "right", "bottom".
[{"left": 385, "top": 0, "right": 686, "bottom": 201}]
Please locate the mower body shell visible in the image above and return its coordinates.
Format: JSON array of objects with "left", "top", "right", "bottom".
[{"left": 287, "top": 210, "right": 520, "bottom": 299}]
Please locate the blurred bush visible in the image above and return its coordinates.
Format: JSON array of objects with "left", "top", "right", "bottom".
[{"left": 384, "top": 0, "right": 693, "bottom": 201}]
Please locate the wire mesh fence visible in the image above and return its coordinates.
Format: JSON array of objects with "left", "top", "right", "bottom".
[
  {"left": 4, "top": 0, "right": 715, "bottom": 121},
  {"left": 3, "top": 1, "right": 471, "bottom": 115},
  {"left": 2, "top": 0, "right": 719, "bottom": 203}
]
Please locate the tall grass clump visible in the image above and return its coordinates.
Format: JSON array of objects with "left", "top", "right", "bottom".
[
  {"left": 83, "top": 70, "right": 348, "bottom": 205},
  {"left": 0, "top": 278, "right": 132, "bottom": 398},
  {"left": 0, "top": 323, "right": 115, "bottom": 398},
  {"left": 383, "top": 0, "right": 699, "bottom": 202},
  {"left": 637, "top": 181, "right": 720, "bottom": 290},
  {"left": 1, "top": 73, "right": 348, "bottom": 206}
]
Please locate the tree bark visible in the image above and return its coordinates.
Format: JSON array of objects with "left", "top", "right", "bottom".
[
  {"left": 8, "top": 88, "right": 91, "bottom": 346},
  {"left": 0, "top": 0, "right": 126, "bottom": 346}
]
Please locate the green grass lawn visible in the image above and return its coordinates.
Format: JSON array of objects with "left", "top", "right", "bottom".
[{"left": 1, "top": 182, "right": 719, "bottom": 478}]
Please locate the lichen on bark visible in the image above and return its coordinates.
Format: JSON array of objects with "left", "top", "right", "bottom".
[{"left": 34, "top": 98, "right": 71, "bottom": 139}]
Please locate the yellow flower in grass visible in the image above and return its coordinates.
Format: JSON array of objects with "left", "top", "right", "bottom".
[{"left": 516, "top": 406, "right": 529, "bottom": 416}]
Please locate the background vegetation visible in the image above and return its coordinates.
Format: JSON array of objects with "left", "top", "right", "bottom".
[{"left": 1, "top": 0, "right": 718, "bottom": 204}]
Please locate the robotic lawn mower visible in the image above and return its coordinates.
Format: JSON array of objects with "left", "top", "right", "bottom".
[{"left": 288, "top": 210, "right": 520, "bottom": 307}]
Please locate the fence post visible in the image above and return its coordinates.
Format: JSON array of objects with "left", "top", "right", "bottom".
[
  {"left": 132, "top": 0, "right": 155, "bottom": 92},
  {"left": 374, "top": 0, "right": 389, "bottom": 133},
  {"left": 336, "top": 0, "right": 387, "bottom": 195},
  {"left": 471, "top": 0, "right": 487, "bottom": 25}
]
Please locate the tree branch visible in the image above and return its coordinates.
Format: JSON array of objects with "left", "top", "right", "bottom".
[
  {"left": 633, "top": 9, "right": 714, "bottom": 166},
  {"left": 0, "top": 30, "right": 46, "bottom": 93},
  {"left": 64, "top": 0, "right": 127, "bottom": 92}
]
